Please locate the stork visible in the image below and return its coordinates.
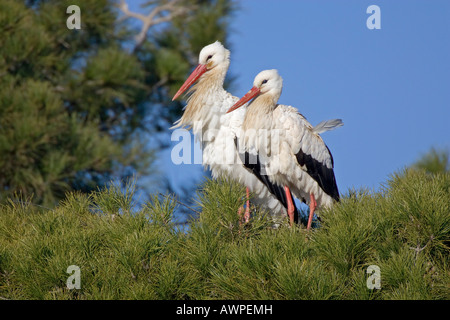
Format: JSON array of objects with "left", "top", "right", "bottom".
[
  {"left": 227, "top": 69, "right": 342, "bottom": 229},
  {"left": 172, "top": 42, "right": 300, "bottom": 225}
]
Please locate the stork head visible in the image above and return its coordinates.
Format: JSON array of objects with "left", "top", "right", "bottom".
[
  {"left": 227, "top": 69, "right": 283, "bottom": 113},
  {"left": 172, "top": 41, "right": 230, "bottom": 101},
  {"left": 252, "top": 69, "right": 283, "bottom": 95},
  {"left": 198, "top": 41, "right": 230, "bottom": 70}
]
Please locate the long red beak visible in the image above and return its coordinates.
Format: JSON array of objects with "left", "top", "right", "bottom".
[
  {"left": 172, "top": 64, "right": 208, "bottom": 101},
  {"left": 226, "top": 86, "right": 260, "bottom": 113}
]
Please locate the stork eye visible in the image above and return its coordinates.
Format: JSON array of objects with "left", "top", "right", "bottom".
[
  {"left": 206, "top": 55, "right": 213, "bottom": 61},
  {"left": 261, "top": 79, "right": 268, "bottom": 85}
]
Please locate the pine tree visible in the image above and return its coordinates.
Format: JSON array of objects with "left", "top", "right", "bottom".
[
  {"left": 412, "top": 147, "right": 449, "bottom": 174},
  {"left": 0, "top": 170, "right": 448, "bottom": 299},
  {"left": 0, "top": 0, "right": 236, "bottom": 205}
]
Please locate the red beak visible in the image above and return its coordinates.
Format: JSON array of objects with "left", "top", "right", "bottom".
[
  {"left": 226, "top": 86, "right": 261, "bottom": 113},
  {"left": 172, "top": 64, "right": 208, "bottom": 101}
]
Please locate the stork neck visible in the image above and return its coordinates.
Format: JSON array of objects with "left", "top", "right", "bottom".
[
  {"left": 190, "top": 64, "right": 229, "bottom": 113},
  {"left": 243, "top": 94, "right": 276, "bottom": 131},
  {"left": 175, "top": 64, "right": 229, "bottom": 133},
  {"left": 197, "top": 63, "right": 228, "bottom": 92}
]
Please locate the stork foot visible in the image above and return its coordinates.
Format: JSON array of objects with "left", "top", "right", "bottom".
[{"left": 238, "top": 187, "right": 251, "bottom": 224}]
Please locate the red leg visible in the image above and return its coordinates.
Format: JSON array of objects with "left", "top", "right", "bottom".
[
  {"left": 284, "top": 186, "right": 295, "bottom": 226},
  {"left": 238, "top": 206, "right": 243, "bottom": 218},
  {"left": 238, "top": 187, "right": 251, "bottom": 223},
  {"left": 244, "top": 187, "right": 250, "bottom": 223},
  {"left": 307, "top": 193, "right": 317, "bottom": 230}
]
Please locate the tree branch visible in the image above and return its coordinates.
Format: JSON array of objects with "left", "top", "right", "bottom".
[
  {"left": 158, "top": 192, "right": 201, "bottom": 215},
  {"left": 117, "top": 0, "right": 190, "bottom": 49}
]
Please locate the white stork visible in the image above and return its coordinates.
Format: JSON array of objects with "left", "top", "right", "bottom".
[
  {"left": 227, "top": 69, "right": 342, "bottom": 229},
  {"left": 172, "top": 42, "right": 299, "bottom": 225}
]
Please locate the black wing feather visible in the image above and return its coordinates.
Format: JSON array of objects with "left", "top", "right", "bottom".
[
  {"left": 295, "top": 147, "right": 340, "bottom": 202},
  {"left": 235, "top": 138, "right": 301, "bottom": 225}
]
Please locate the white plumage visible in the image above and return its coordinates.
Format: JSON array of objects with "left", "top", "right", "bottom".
[
  {"left": 227, "top": 69, "right": 342, "bottom": 228},
  {"left": 172, "top": 43, "right": 290, "bottom": 223}
]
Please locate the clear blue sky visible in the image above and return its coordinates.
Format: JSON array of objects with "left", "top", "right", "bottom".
[
  {"left": 134, "top": 0, "right": 450, "bottom": 199},
  {"left": 226, "top": 0, "right": 450, "bottom": 192}
]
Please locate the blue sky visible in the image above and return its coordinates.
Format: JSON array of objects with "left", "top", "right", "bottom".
[
  {"left": 135, "top": 0, "right": 449, "bottom": 201},
  {"left": 226, "top": 0, "right": 450, "bottom": 192}
]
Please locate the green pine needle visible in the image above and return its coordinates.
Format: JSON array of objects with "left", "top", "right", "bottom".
[{"left": 1, "top": 169, "right": 449, "bottom": 300}]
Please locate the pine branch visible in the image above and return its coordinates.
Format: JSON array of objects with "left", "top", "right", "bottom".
[{"left": 158, "top": 192, "right": 201, "bottom": 215}]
